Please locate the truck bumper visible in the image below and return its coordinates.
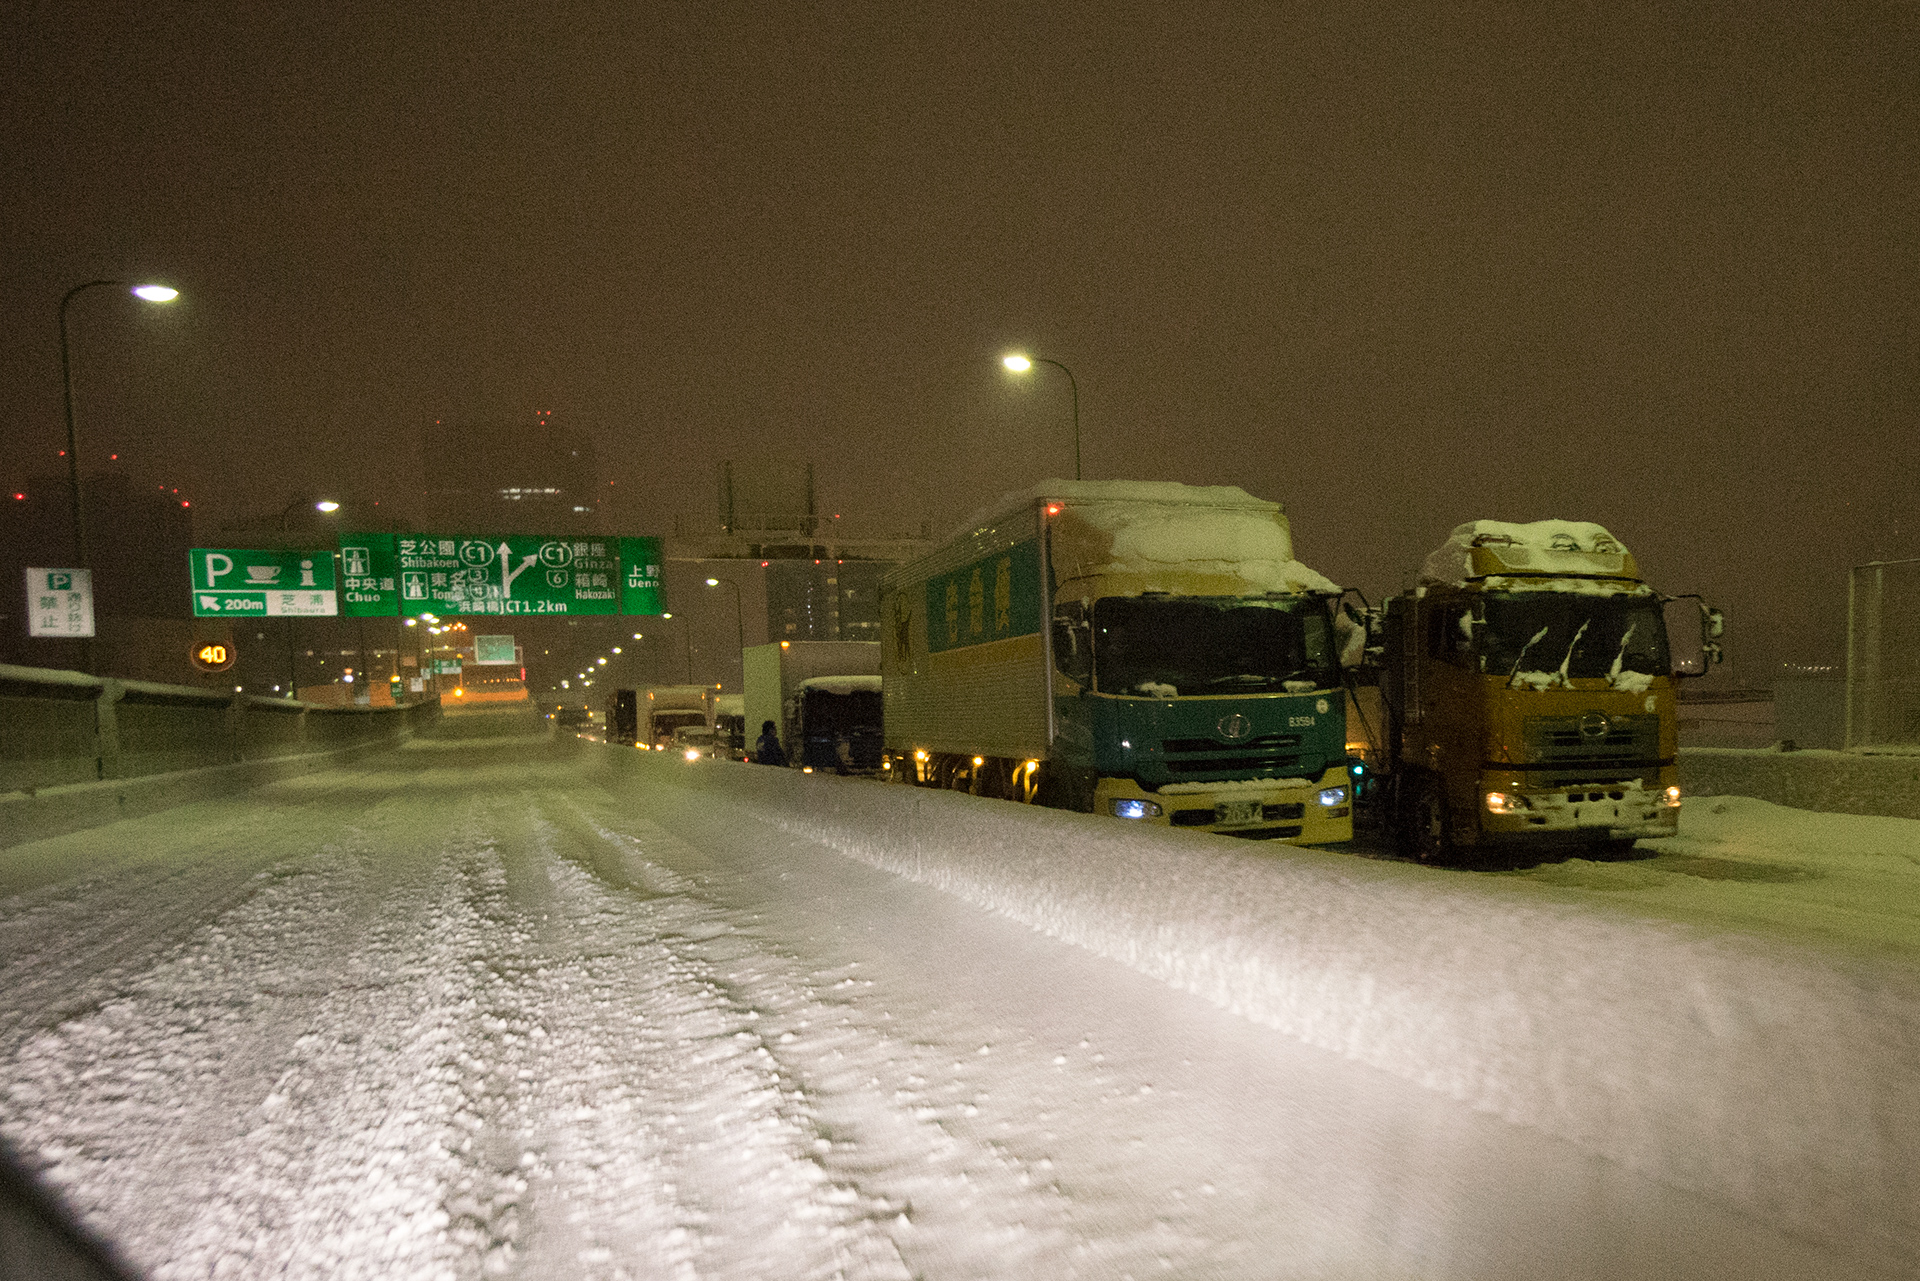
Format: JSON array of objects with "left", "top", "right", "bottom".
[
  {"left": 1475, "top": 776, "right": 1680, "bottom": 844},
  {"left": 1096, "top": 766, "right": 1354, "bottom": 845}
]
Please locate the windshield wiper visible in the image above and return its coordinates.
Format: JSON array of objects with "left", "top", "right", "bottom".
[
  {"left": 1607, "top": 622, "right": 1642, "bottom": 684},
  {"left": 1555, "top": 620, "right": 1591, "bottom": 686},
  {"left": 1505, "top": 625, "right": 1552, "bottom": 688}
]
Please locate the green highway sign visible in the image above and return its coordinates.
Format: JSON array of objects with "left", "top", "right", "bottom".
[
  {"left": 620, "top": 536, "right": 665, "bottom": 615},
  {"left": 473, "top": 634, "right": 516, "bottom": 664},
  {"left": 190, "top": 548, "right": 338, "bottom": 618},
  {"left": 397, "top": 534, "right": 619, "bottom": 617},
  {"left": 339, "top": 533, "right": 401, "bottom": 617}
]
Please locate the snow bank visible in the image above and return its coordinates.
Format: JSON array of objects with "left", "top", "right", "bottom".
[{"left": 649, "top": 759, "right": 1920, "bottom": 1274}]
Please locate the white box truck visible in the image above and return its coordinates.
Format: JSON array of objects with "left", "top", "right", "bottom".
[
  {"left": 742, "top": 641, "right": 882, "bottom": 770},
  {"left": 879, "top": 479, "right": 1354, "bottom": 843}
]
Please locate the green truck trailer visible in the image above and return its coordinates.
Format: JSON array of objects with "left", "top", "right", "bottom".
[{"left": 879, "top": 480, "right": 1355, "bottom": 843}]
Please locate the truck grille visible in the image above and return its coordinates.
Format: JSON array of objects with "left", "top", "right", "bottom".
[
  {"left": 1162, "top": 733, "right": 1300, "bottom": 754},
  {"left": 1521, "top": 714, "right": 1659, "bottom": 766},
  {"left": 1159, "top": 732, "right": 1303, "bottom": 776}
]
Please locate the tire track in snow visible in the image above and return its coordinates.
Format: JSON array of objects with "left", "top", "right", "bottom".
[
  {"left": 0, "top": 799, "right": 512, "bottom": 1279},
  {"left": 461, "top": 797, "right": 916, "bottom": 1280},
  {"left": 557, "top": 801, "right": 1093, "bottom": 1280}
]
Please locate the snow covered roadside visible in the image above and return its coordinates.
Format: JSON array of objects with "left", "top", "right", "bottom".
[
  {"left": 1683, "top": 746, "right": 1920, "bottom": 821},
  {"left": 649, "top": 758, "right": 1920, "bottom": 1274}
]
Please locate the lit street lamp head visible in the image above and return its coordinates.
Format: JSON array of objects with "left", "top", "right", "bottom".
[
  {"left": 315, "top": 500, "right": 341, "bottom": 513},
  {"left": 1002, "top": 353, "right": 1033, "bottom": 372},
  {"left": 130, "top": 284, "right": 179, "bottom": 303},
  {"left": 705, "top": 577, "right": 720, "bottom": 586}
]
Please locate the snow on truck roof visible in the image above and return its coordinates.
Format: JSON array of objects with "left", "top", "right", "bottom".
[
  {"left": 957, "top": 479, "right": 1340, "bottom": 596},
  {"left": 1420, "top": 519, "right": 1644, "bottom": 590},
  {"left": 796, "top": 674, "right": 882, "bottom": 695},
  {"left": 953, "top": 479, "right": 1281, "bottom": 537}
]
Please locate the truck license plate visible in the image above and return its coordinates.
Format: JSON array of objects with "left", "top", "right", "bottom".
[{"left": 1216, "top": 799, "right": 1262, "bottom": 826}]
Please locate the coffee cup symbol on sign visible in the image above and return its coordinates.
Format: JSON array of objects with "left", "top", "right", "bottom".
[{"left": 247, "top": 564, "right": 281, "bottom": 584}]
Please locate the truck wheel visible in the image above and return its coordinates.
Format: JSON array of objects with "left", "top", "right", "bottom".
[{"left": 1400, "top": 772, "right": 1458, "bottom": 865}]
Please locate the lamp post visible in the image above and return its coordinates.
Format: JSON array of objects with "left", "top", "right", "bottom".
[
  {"left": 58, "top": 280, "right": 179, "bottom": 671},
  {"left": 705, "top": 577, "right": 744, "bottom": 689},
  {"left": 662, "top": 611, "right": 692, "bottom": 684},
  {"left": 277, "top": 497, "right": 340, "bottom": 699},
  {"left": 1002, "top": 353, "right": 1081, "bottom": 481}
]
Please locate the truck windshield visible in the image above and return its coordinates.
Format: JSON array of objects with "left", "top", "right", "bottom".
[
  {"left": 801, "top": 689, "right": 882, "bottom": 733},
  {"left": 1479, "top": 592, "right": 1670, "bottom": 681},
  {"left": 1092, "top": 596, "right": 1336, "bottom": 696}
]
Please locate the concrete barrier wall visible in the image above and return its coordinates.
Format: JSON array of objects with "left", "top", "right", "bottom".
[
  {"left": 0, "top": 665, "right": 440, "bottom": 849},
  {"left": 0, "top": 663, "right": 435, "bottom": 795},
  {"left": 1681, "top": 746, "right": 1920, "bottom": 821}
]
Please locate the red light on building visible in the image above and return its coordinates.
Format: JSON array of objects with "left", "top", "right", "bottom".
[{"left": 11, "top": 493, "right": 24, "bottom": 501}]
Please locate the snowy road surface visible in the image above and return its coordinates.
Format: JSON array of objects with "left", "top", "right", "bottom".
[{"left": 1, "top": 734, "right": 1914, "bottom": 1279}]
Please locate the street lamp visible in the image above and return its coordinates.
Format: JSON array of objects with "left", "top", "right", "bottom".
[
  {"left": 705, "top": 577, "right": 744, "bottom": 684},
  {"left": 1001, "top": 352, "right": 1082, "bottom": 481},
  {"left": 279, "top": 496, "right": 341, "bottom": 531},
  {"left": 58, "top": 279, "right": 179, "bottom": 669}
]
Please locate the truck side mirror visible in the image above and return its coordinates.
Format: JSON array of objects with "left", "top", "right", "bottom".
[
  {"left": 1665, "top": 597, "right": 1723, "bottom": 676},
  {"left": 1702, "top": 604, "right": 1725, "bottom": 666},
  {"left": 1666, "top": 597, "right": 1706, "bottom": 676}
]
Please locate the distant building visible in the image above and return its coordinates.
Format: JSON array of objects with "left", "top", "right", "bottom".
[
  {"left": 765, "top": 558, "right": 887, "bottom": 642},
  {"left": 416, "top": 413, "right": 602, "bottom": 532}
]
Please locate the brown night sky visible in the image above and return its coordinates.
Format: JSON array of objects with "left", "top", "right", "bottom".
[{"left": 4, "top": 1, "right": 1916, "bottom": 681}]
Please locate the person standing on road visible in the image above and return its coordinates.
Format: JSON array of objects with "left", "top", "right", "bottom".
[{"left": 754, "top": 720, "right": 788, "bottom": 767}]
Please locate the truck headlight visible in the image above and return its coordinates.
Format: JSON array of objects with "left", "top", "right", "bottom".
[
  {"left": 1484, "top": 791, "right": 1529, "bottom": 814},
  {"left": 1317, "top": 787, "right": 1348, "bottom": 807},
  {"left": 1110, "top": 799, "right": 1163, "bottom": 820},
  {"left": 683, "top": 748, "right": 701, "bottom": 762}
]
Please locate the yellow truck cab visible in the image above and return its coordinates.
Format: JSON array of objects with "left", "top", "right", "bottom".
[{"left": 1366, "top": 520, "right": 1721, "bottom": 862}]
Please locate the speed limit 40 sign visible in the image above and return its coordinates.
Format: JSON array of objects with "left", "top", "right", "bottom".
[{"left": 190, "top": 641, "right": 237, "bottom": 673}]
